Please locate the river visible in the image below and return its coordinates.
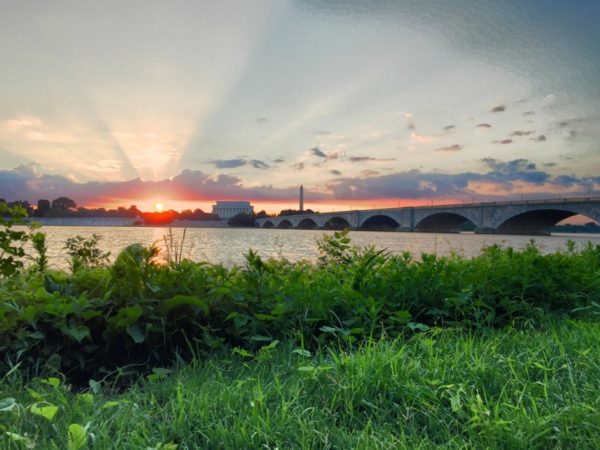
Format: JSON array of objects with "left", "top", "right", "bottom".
[{"left": 29, "top": 226, "right": 600, "bottom": 270}]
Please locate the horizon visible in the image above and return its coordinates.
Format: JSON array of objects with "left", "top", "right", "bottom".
[{"left": 1, "top": 1, "right": 599, "bottom": 219}]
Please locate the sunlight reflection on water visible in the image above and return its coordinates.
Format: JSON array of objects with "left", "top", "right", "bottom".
[{"left": 33, "top": 226, "right": 600, "bottom": 270}]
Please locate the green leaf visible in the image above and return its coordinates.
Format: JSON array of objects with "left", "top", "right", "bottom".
[
  {"left": 393, "top": 310, "right": 412, "bottom": 324},
  {"left": 262, "top": 340, "right": 279, "bottom": 350},
  {"left": 66, "top": 325, "right": 91, "bottom": 343},
  {"left": 89, "top": 379, "right": 101, "bottom": 395},
  {"left": 249, "top": 335, "right": 273, "bottom": 342},
  {"left": 75, "top": 393, "right": 94, "bottom": 406},
  {"left": 232, "top": 347, "right": 254, "bottom": 358},
  {"left": 27, "top": 388, "right": 44, "bottom": 401},
  {"left": 102, "top": 401, "right": 120, "bottom": 409},
  {"left": 408, "top": 322, "right": 430, "bottom": 332},
  {"left": 126, "top": 324, "right": 145, "bottom": 343},
  {"left": 160, "top": 295, "right": 209, "bottom": 315},
  {"left": 0, "top": 397, "right": 17, "bottom": 412},
  {"left": 291, "top": 349, "right": 312, "bottom": 357},
  {"left": 5, "top": 432, "right": 33, "bottom": 446},
  {"left": 254, "top": 313, "right": 277, "bottom": 320},
  {"left": 30, "top": 403, "right": 58, "bottom": 421},
  {"left": 41, "top": 377, "right": 61, "bottom": 388},
  {"left": 108, "top": 305, "right": 143, "bottom": 329},
  {"left": 68, "top": 423, "right": 88, "bottom": 450}
]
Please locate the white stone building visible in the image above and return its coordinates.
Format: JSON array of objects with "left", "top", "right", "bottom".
[{"left": 211, "top": 201, "right": 254, "bottom": 219}]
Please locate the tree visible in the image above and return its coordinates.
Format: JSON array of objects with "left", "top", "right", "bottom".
[
  {"left": 255, "top": 210, "right": 269, "bottom": 219},
  {"left": 228, "top": 212, "right": 255, "bottom": 227},
  {"left": 36, "top": 199, "right": 51, "bottom": 217},
  {"left": 51, "top": 197, "right": 77, "bottom": 210},
  {"left": 278, "top": 208, "right": 315, "bottom": 216}
]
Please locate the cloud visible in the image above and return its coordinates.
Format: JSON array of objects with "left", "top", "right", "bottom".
[
  {"left": 273, "top": 158, "right": 285, "bottom": 163},
  {"left": 541, "top": 94, "right": 557, "bottom": 109},
  {"left": 443, "top": 125, "right": 456, "bottom": 131},
  {"left": 323, "top": 157, "right": 585, "bottom": 200},
  {"left": 249, "top": 160, "right": 270, "bottom": 170},
  {"left": 361, "top": 169, "right": 380, "bottom": 177},
  {"left": 294, "top": 162, "right": 305, "bottom": 170},
  {"left": 254, "top": 117, "right": 268, "bottom": 123},
  {"left": 491, "top": 105, "right": 506, "bottom": 113},
  {"left": 212, "top": 159, "right": 247, "bottom": 169},
  {"left": 310, "top": 147, "right": 327, "bottom": 158},
  {"left": 496, "top": 139, "right": 513, "bottom": 145},
  {"left": 531, "top": 135, "right": 546, "bottom": 142},
  {"left": 401, "top": 112, "right": 415, "bottom": 130},
  {"left": 476, "top": 123, "right": 492, "bottom": 128},
  {"left": 434, "top": 144, "right": 463, "bottom": 152},
  {"left": 511, "top": 130, "right": 535, "bottom": 137},
  {"left": 0, "top": 166, "right": 332, "bottom": 205},
  {"left": 410, "top": 132, "right": 438, "bottom": 143},
  {"left": 212, "top": 158, "right": 270, "bottom": 170},
  {"left": 349, "top": 156, "right": 376, "bottom": 162},
  {"left": 2, "top": 160, "right": 597, "bottom": 207},
  {"left": 349, "top": 156, "right": 395, "bottom": 163},
  {"left": 330, "top": 169, "right": 342, "bottom": 176},
  {"left": 523, "top": 111, "right": 535, "bottom": 116},
  {"left": 316, "top": 130, "right": 331, "bottom": 136}
]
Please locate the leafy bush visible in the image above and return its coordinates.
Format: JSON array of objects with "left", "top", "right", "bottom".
[
  {"left": 0, "top": 202, "right": 36, "bottom": 277},
  {"left": 64, "top": 234, "right": 110, "bottom": 272},
  {"left": 1, "top": 232, "right": 599, "bottom": 384}
]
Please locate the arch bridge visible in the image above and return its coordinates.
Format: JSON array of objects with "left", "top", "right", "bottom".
[{"left": 255, "top": 197, "right": 600, "bottom": 235}]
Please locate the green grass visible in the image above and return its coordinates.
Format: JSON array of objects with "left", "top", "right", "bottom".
[
  {"left": 2, "top": 320, "right": 600, "bottom": 449},
  {"left": 2, "top": 229, "right": 600, "bottom": 448}
]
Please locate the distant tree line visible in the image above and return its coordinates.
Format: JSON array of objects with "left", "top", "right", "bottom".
[
  {"left": 277, "top": 209, "right": 315, "bottom": 216},
  {"left": 1, "top": 197, "right": 327, "bottom": 227},
  {"left": 227, "top": 210, "right": 270, "bottom": 227}
]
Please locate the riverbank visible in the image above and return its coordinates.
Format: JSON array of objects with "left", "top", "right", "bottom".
[
  {"left": 27, "top": 217, "right": 229, "bottom": 228},
  {"left": 1, "top": 232, "right": 599, "bottom": 447}
]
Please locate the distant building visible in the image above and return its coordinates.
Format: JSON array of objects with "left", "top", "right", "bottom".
[
  {"left": 211, "top": 201, "right": 254, "bottom": 219},
  {"left": 299, "top": 185, "right": 304, "bottom": 212}
]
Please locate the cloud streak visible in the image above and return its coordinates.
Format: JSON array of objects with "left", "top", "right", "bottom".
[
  {"left": 2, "top": 160, "right": 597, "bottom": 207},
  {"left": 434, "top": 144, "right": 463, "bottom": 152}
]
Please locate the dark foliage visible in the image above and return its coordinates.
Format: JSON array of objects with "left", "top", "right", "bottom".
[{"left": 1, "top": 230, "right": 599, "bottom": 384}]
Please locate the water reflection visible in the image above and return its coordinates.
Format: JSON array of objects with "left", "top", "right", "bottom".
[{"left": 35, "top": 226, "right": 600, "bottom": 270}]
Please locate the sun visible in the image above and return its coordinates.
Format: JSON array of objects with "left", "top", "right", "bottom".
[{"left": 154, "top": 202, "right": 164, "bottom": 213}]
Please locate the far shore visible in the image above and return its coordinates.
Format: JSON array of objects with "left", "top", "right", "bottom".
[{"left": 26, "top": 217, "right": 229, "bottom": 228}]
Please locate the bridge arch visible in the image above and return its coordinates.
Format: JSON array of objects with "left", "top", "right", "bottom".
[
  {"left": 359, "top": 214, "right": 400, "bottom": 231},
  {"left": 262, "top": 220, "right": 275, "bottom": 228},
  {"left": 415, "top": 212, "right": 477, "bottom": 233},
  {"left": 494, "top": 208, "right": 598, "bottom": 235},
  {"left": 297, "top": 218, "right": 319, "bottom": 229},
  {"left": 323, "top": 216, "right": 351, "bottom": 230},
  {"left": 277, "top": 219, "right": 293, "bottom": 229}
]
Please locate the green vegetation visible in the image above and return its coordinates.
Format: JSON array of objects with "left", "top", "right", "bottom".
[
  {"left": 1, "top": 210, "right": 600, "bottom": 447},
  {"left": 2, "top": 323, "right": 600, "bottom": 449}
]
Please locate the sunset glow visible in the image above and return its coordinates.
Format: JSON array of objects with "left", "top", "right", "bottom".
[
  {"left": 0, "top": 1, "right": 598, "bottom": 215},
  {"left": 154, "top": 202, "right": 164, "bottom": 213}
]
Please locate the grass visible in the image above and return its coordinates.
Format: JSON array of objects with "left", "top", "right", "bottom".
[{"left": 2, "top": 320, "right": 600, "bottom": 449}]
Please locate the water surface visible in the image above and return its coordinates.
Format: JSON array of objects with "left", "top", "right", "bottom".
[{"left": 36, "top": 226, "right": 600, "bottom": 270}]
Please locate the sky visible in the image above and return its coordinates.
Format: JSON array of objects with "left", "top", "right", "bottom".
[{"left": 0, "top": 0, "right": 599, "bottom": 214}]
